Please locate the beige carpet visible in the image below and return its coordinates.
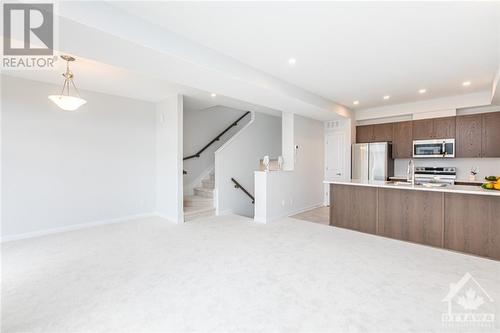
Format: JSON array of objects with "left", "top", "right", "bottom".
[{"left": 2, "top": 214, "right": 499, "bottom": 332}]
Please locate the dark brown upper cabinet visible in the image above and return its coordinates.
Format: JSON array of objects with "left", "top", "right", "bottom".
[
  {"left": 392, "top": 121, "right": 413, "bottom": 159},
  {"left": 413, "top": 117, "right": 455, "bottom": 140},
  {"left": 356, "top": 125, "right": 374, "bottom": 143},
  {"left": 482, "top": 112, "right": 500, "bottom": 157},
  {"left": 456, "top": 114, "right": 482, "bottom": 158},
  {"left": 372, "top": 123, "right": 393, "bottom": 142},
  {"left": 433, "top": 117, "right": 456, "bottom": 139},
  {"left": 355, "top": 111, "right": 499, "bottom": 158},
  {"left": 356, "top": 124, "right": 393, "bottom": 143},
  {"left": 412, "top": 119, "right": 434, "bottom": 140}
]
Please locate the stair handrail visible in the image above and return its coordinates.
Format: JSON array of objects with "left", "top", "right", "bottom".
[
  {"left": 183, "top": 111, "right": 251, "bottom": 161},
  {"left": 231, "top": 177, "right": 254, "bottom": 204}
]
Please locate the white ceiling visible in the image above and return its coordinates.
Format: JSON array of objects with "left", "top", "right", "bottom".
[{"left": 112, "top": 1, "right": 500, "bottom": 110}]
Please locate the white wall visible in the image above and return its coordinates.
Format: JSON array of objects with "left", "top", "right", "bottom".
[
  {"left": 1, "top": 76, "right": 157, "bottom": 239},
  {"left": 156, "top": 95, "right": 183, "bottom": 223},
  {"left": 183, "top": 106, "right": 250, "bottom": 193},
  {"left": 395, "top": 158, "right": 500, "bottom": 181},
  {"left": 215, "top": 112, "right": 281, "bottom": 217},
  {"left": 255, "top": 114, "right": 324, "bottom": 223}
]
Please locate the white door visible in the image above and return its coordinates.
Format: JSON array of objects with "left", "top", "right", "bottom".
[
  {"left": 325, "top": 131, "right": 346, "bottom": 205},
  {"left": 326, "top": 131, "right": 346, "bottom": 179}
]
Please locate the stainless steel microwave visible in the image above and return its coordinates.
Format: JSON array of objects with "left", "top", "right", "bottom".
[{"left": 413, "top": 139, "right": 455, "bottom": 158}]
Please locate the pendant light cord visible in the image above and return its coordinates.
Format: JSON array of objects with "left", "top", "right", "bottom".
[{"left": 59, "top": 58, "right": 82, "bottom": 98}]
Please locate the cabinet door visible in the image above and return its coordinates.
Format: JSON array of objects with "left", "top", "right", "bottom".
[
  {"left": 378, "top": 188, "right": 443, "bottom": 247},
  {"left": 412, "top": 119, "right": 434, "bottom": 140},
  {"left": 433, "top": 117, "right": 456, "bottom": 139},
  {"left": 356, "top": 125, "right": 373, "bottom": 143},
  {"left": 372, "top": 123, "right": 393, "bottom": 142},
  {"left": 444, "top": 193, "right": 500, "bottom": 260},
  {"left": 456, "top": 114, "right": 482, "bottom": 158},
  {"left": 392, "top": 121, "right": 413, "bottom": 158},
  {"left": 330, "top": 184, "right": 377, "bottom": 234},
  {"left": 482, "top": 112, "right": 500, "bottom": 157}
]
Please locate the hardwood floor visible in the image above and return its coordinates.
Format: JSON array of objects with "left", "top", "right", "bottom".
[{"left": 291, "top": 206, "right": 329, "bottom": 225}]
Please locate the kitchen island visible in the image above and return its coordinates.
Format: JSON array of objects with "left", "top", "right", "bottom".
[{"left": 324, "top": 180, "right": 500, "bottom": 260}]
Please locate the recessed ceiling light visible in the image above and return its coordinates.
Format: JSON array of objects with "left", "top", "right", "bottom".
[
  {"left": 353, "top": 100, "right": 359, "bottom": 105},
  {"left": 419, "top": 89, "right": 427, "bottom": 94},
  {"left": 383, "top": 95, "right": 390, "bottom": 100},
  {"left": 210, "top": 93, "right": 217, "bottom": 98},
  {"left": 288, "top": 58, "right": 296, "bottom": 66},
  {"left": 462, "top": 81, "right": 471, "bottom": 87}
]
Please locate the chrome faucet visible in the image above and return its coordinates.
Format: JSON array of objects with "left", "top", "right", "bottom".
[{"left": 407, "top": 159, "right": 415, "bottom": 185}]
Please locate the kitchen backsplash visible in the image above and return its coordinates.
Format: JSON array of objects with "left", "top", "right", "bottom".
[{"left": 394, "top": 158, "right": 500, "bottom": 180}]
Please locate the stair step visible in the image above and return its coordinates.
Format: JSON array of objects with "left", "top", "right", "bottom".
[
  {"left": 202, "top": 179, "right": 215, "bottom": 189},
  {"left": 184, "top": 195, "right": 213, "bottom": 207},
  {"left": 194, "top": 187, "right": 214, "bottom": 198},
  {"left": 184, "top": 206, "right": 215, "bottom": 221}
]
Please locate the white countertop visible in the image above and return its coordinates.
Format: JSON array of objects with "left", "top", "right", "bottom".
[{"left": 324, "top": 179, "right": 500, "bottom": 197}]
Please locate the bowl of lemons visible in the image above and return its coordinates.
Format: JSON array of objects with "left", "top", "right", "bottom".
[{"left": 481, "top": 176, "right": 500, "bottom": 190}]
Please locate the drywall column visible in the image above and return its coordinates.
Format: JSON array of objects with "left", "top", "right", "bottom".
[
  {"left": 156, "top": 95, "right": 184, "bottom": 223},
  {"left": 254, "top": 114, "right": 324, "bottom": 223},
  {"left": 282, "top": 112, "right": 294, "bottom": 171}
]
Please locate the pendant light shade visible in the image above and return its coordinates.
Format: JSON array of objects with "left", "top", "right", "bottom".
[
  {"left": 48, "top": 55, "right": 87, "bottom": 111},
  {"left": 48, "top": 95, "right": 87, "bottom": 111}
]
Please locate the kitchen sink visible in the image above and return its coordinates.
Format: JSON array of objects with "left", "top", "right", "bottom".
[
  {"left": 386, "top": 181, "right": 413, "bottom": 186},
  {"left": 422, "top": 182, "right": 448, "bottom": 188},
  {"left": 386, "top": 180, "right": 449, "bottom": 187}
]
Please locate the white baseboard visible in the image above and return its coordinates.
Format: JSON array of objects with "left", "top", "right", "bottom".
[
  {"left": 253, "top": 215, "right": 267, "bottom": 223},
  {"left": 1, "top": 212, "right": 163, "bottom": 243},
  {"left": 258, "top": 202, "right": 325, "bottom": 224},
  {"left": 216, "top": 209, "right": 233, "bottom": 216},
  {"left": 288, "top": 203, "right": 324, "bottom": 217}
]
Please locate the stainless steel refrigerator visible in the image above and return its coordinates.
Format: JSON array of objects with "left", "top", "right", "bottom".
[{"left": 352, "top": 142, "right": 394, "bottom": 181}]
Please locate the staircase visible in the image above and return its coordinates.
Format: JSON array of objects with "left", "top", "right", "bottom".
[{"left": 183, "top": 171, "right": 216, "bottom": 221}]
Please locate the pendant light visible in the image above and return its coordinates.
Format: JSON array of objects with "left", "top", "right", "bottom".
[{"left": 48, "top": 55, "right": 87, "bottom": 111}]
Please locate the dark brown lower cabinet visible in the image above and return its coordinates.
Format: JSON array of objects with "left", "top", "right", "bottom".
[
  {"left": 330, "top": 184, "right": 377, "bottom": 234},
  {"left": 378, "top": 188, "right": 443, "bottom": 247},
  {"left": 329, "top": 184, "right": 500, "bottom": 260},
  {"left": 444, "top": 193, "right": 500, "bottom": 260}
]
